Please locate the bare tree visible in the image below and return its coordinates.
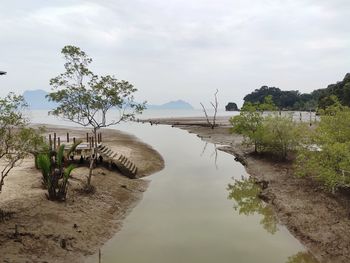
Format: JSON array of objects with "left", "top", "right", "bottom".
[{"left": 200, "top": 89, "right": 219, "bottom": 129}]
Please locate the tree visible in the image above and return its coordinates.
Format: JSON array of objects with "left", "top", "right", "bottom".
[
  {"left": 230, "top": 102, "right": 264, "bottom": 153},
  {"left": 225, "top": 102, "right": 239, "bottom": 111},
  {"left": 296, "top": 103, "right": 350, "bottom": 192},
  {"left": 200, "top": 89, "right": 219, "bottom": 129},
  {"left": 0, "top": 93, "right": 37, "bottom": 192},
  {"left": 260, "top": 114, "right": 306, "bottom": 159},
  {"left": 47, "top": 45, "right": 145, "bottom": 188},
  {"left": 231, "top": 97, "right": 304, "bottom": 159}
]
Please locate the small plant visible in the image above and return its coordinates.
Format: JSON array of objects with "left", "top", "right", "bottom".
[{"left": 37, "top": 143, "right": 79, "bottom": 201}]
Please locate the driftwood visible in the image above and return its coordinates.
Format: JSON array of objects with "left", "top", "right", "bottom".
[{"left": 200, "top": 89, "right": 219, "bottom": 129}]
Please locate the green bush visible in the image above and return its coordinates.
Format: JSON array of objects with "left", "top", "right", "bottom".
[
  {"left": 296, "top": 104, "right": 350, "bottom": 192},
  {"left": 37, "top": 144, "right": 76, "bottom": 201}
]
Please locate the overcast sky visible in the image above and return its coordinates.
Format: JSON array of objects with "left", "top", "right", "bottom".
[{"left": 0, "top": 0, "right": 349, "bottom": 108}]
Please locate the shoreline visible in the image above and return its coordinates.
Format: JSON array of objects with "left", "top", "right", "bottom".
[
  {"left": 142, "top": 117, "right": 350, "bottom": 263},
  {"left": 0, "top": 125, "right": 164, "bottom": 263}
]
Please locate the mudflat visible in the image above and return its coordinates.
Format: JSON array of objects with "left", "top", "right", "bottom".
[{"left": 0, "top": 125, "right": 164, "bottom": 263}]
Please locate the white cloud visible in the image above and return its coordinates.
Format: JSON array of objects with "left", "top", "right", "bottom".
[{"left": 0, "top": 0, "right": 349, "bottom": 107}]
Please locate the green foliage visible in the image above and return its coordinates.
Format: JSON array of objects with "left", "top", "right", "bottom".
[
  {"left": 243, "top": 86, "right": 317, "bottom": 111},
  {"left": 225, "top": 102, "right": 239, "bottom": 111},
  {"left": 37, "top": 154, "right": 51, "bottom": 187},
  {"left": 296, "top": 104, "right": 350, "bottom": 192},
  {"left": 37, "top": 143, "right": 78, "bottom": 201},
  {"left": 317, "top": 73, "right": 350, "bottom": 109},
  {"left": 0, "top": 93, "right": 35, "bottom": 192},
  {"left": 230, "top": 102, "right": 264, "bottom": 153},
  {"left": 227, "top": 177, "right": 277, "bottom": 234},
  {"left": 260, "top": 114, "right": 307, "bottom": 159},
  {"left": 258, "top": 95, "right": 277, "bottom": 112},
  {"left": 47, "top": 45, "right": 146, "bottom": 187},
  {"left": 47, "top": 45, "right": 145, "bottom": 128},
  {"left": 231, "top": 97, "right": 303, "bottom": 159},
  {"left": 243, "top": 73, "right": 350, "bottom": 111},
  {"left": 56, "top": 144, "right": 65, "bottom": 169},
  {"left": 66, "top": 139, "right": 82, "bottom": 159}
]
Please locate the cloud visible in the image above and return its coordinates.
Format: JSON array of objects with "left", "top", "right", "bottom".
[{"left": 0, "top": 0, "right": 349, "bottom": 107}]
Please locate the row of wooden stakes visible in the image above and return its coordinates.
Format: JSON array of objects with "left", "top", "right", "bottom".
[{"left": 48, "top": 132, "right": 103, "bottom": 151}]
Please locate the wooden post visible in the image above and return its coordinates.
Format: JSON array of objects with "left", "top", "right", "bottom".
[
  {"left": 86, "top": 133, "right": 89, "bottom": 143},
  {"left": 49, "top": 134, "right": 52, "bottom": 150},
  {"left": 67, "top": 132, "right": 69, "bottom": 143},
  {"left": 299, "top": 112, "right": 302, "bottom": 122},
  {"left": 53, "top": 133, "right": 57, "bottom": 151},
  {"left": 58, "top": 137, "right": 61, "bottom": 147}
]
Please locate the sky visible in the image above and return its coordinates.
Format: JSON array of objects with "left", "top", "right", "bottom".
[{"left": 0, "top": 0, "right": 349, "bottom": 108}]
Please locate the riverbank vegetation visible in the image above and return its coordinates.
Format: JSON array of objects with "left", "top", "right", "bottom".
[
  {"left": 231, "top": 95, "right": 350, "bottom": 193},
  {"left": 230, "top": 96, "right": 307, "bottom": 160},
  {"left": 296, "top": 98, "right": 350, "bottom": 192}
]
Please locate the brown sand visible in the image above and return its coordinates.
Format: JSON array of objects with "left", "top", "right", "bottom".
[
  {"left": 0, "top": 125, "right": 164, "bottom": 263},
  {"left": 144, "top": 117, "right": 350, "bottom": 263}
]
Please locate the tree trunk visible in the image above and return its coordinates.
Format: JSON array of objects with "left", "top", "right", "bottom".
[
  {"left": 87, "top": 157, "right": 94, "bottom": 186},
  {"left": 86, "top": 127, "right": 99, "bottom": 186}
]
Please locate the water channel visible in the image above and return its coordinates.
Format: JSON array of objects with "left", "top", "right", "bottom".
[{"left": 85, "top": 122, "right": 317, "bottom": 263}]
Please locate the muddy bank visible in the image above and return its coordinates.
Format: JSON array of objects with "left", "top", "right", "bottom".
[
  {"left": 143, "top": 117, "right": 350, "bottom": 263},
  {"left": 0, "top": 125, "right": 164, "bottom": 263}
]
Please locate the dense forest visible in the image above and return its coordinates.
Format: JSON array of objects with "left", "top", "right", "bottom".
[{"left": 243, "top": 73, "right": 350, "bottom": 111}]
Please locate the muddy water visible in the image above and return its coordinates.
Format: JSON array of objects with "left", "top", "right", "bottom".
[{"left": 84, "top": 122, "right": 318, "bottom": 263}]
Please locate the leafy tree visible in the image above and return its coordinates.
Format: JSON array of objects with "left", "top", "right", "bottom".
[
  {"left": 47, "top": 45, "right": 145, "bottom": 188},
  {"left": 260, "top": 114, "right": 306, "bottom": 159},
  {"left": 231, "top": 96, "right": 305, "bottom": 159},
  {"left": 230, "top": 102, "right": 264, "bottom": 153},
  {"left": 225, "top": 102, "right": 239, "bottom": 111},
  {"left": 258, "top": 95, "right": 277, "bottom": 112},
  {"left": 0, "top": 93, "right": 30, "bottom": 192},
  {"left": 296, "top": 103, "right": 350, "bottom": 192}
]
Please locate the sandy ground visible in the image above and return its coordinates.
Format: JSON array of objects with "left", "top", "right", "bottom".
[
  {"left": 143, "top": 116, "right": 350, "bottom": 263},
  {"left": 0, "top": 125, "right": 164, "bottom": 263}
]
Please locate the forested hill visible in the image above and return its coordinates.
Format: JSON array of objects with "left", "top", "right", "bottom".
[
  {"left": 243, "top": 73, "right": 350, "bottom": 110},
  {"left": 316, "top": 73, "right": 350, "bottom": 109}
]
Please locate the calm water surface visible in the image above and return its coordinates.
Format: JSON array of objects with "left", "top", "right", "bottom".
[{"left": 29, "top": 110, "right": 318, "bottom": 263}]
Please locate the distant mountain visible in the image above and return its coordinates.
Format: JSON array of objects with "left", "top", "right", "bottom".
[
  {"left": 23, "top": 89, "right": 57, "bottom": 110},
  {"left": 147, "top": 100, "right": 194, "bottom": 110},
  {"left": 23, "top": 90, "right": 194, "bottom": 111}
]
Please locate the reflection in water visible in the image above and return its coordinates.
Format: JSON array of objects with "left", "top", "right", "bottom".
[
  {"left": 200, "top": 142, "right": 218, "bottom": 169},
  {"left": 227, "top": 177, "right": 278, "bottom": 234},
  {"left": 228, "top": 177, "right": 319, "bottom": 263},
  {"left": 286, "top": 251, "right": 319, "bottom": 263}
]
